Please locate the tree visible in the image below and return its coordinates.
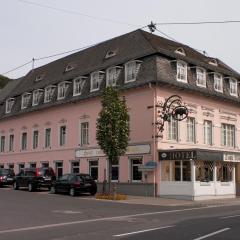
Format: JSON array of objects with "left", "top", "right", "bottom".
[{"left": 96, "top": 86, "right": 130, "bottom": 194}]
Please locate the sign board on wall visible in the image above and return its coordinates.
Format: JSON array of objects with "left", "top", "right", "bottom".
[{"left": 75, "top": 144, "right": 151, "bottom": 158}]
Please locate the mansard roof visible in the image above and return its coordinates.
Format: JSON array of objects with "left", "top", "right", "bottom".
[{"left": 0, "top": 29, "right": 239, "bottom": 120}]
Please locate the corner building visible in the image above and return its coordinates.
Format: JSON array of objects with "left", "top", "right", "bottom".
[{"left": 1, "top": 30, "right": 240, "bottom": 200}]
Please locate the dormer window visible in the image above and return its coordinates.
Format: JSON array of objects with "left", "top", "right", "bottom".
[
  {"left": 105, "top": 50, "right": 116, "bottom": 59},
  {"left": 5, "top": 98, "right": 15, "bottom": 114},
  {"left": 125, "top": 60, "right": 142, "bottom": 83},
  {"left": 35, "top": 74, "right": 44, "bottom": 82},
  {"left": 44, "top": 85, "right": 56, "bottom": 103},
  {"left": 229, "top": 78, "right": 238, "bottom": 97},
  {"left": 214, "top": 73, "right": 223, "bottom": 92},
  {"left": 32, "top": 89, "right": 44, "bottom": 106},
  {"left": 196, "top": 67, "right": 206, "bottom": 87},
  {"left": 176, "top": 61, "right": 187, "bottom": 82},
  {"left": 209, "top": 59, "right": 218, "bottom": 66},
  {"left": 65, "top": 65, "right": 74, "bottom": 72},
  {"left": 21, "top": 93, "right": 31, "bottom": 109},
  {"left": 57, "top": 81, "right": 71, "bottom": 100},
  {"left": 175, "top": 47, "right": 186, "bottom": 56},
  {"left": 73, "top": 76, "right": 86, "bottom": 96},
  {"left": 106, "top": 66, "right": 122, "bottom": 86},
  {"left": 90, "top": 71, "right": 104, "bottom": 92}
]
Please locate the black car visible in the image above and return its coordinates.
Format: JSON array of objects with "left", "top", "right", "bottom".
[
  {"left": 50, "top": 173, "right": 97, "bottom": 196},
  {"left": 0, "top": 169, "right": 15, "bottom": 187},
  {"left": 13, "top": 167, "right": 56, "bottom": 192}
]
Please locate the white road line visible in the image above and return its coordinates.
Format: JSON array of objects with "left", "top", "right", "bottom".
[
  {"left": 113, "top": 225, "right": 175, "bottom": 237},
  {"left": 220, "top": 214, "right": 240, "bottom": 219},
  {"left": 193, "top": 228, "right": 230, "bottom": 240},
  {"left": 0, "top": 205, "right": 235, "bottom": 234}
]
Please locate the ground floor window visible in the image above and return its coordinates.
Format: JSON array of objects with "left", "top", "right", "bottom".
[
  {"left": 0, "top": 164, "right": 4, "bottom": 168},
  {"left": 55, "top": 162, "right": 63, "bottom": 179},
  {"left": 30, "top": 163, "right": 36, "bottom": 168},
  {"left": 217, "top": 162, "right": 233, "bottom": 182},
  {"left": 111, "top": 159, "right": 119, "bottom": 181},
  {"left": 89, "top": 160, "right": 98, "bottom": 181},
  {"left": 8, "top": 164, "right": 14, "bottom": 170},
  {"left": 195, "top": 161, "right": 213, "bottom": 182},
  {"left": 161, "top": 160, "right": 191, "bottom": 181},
  {"left": 42, "top": 162, "right": 49, "bottom": 168},
  {"left": 71, "top": 161, "right": 80, "bottom": 174},
  {"left": 131, "top": 158, "right": 142, "bottom": 181},
  {"left": 18, "top": 163, "right": 25, "bottom": 173}
]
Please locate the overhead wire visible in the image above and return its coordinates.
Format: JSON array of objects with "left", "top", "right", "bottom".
[{"left": 156, "top": 20, "right": 240, "bottom": 25}]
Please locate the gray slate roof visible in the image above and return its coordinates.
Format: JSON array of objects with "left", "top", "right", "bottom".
[{"left": 0, "top": 29, "right": 239, "bottom": 120}]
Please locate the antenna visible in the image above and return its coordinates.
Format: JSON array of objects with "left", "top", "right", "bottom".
[
  {"left": 147, "top": 21, "right": 156, "bottom": 33},
  {"left": 32, "top": 58, "right": 35, "bottom": 70}
]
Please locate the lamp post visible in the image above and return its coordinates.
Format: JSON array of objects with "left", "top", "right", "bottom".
[{"left": 155, "top": 95, "right": 188, "bottom": 138}]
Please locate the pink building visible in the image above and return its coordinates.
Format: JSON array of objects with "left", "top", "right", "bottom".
[{"left": 1, "top": 30, "right": 240, "bottom": 199}]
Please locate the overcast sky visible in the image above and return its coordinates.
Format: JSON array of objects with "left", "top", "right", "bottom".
[{"left": 1, "top": 0, "right": 240, "bottom": 79}]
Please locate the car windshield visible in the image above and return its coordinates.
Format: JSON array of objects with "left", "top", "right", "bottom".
[{"left": 0, "top": 169, "right": 14, "bottom": 176}]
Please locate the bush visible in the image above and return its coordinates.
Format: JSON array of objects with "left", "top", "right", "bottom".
[{"left": 96, "top": 193, "right": 127, "bottom": 200}]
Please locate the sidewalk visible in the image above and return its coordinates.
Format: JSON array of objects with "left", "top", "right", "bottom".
[{"left": 116, "top": 195, "right": 240, "bottom": 207}]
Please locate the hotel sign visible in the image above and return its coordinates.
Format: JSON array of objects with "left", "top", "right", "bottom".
[
  {"left": 159, "top": 150, "right": 197, "bottom": 161},
  {"left": 76, "top": 144, "right": 151, "bottom": 158},
  {"left": 224, "top": 154, "right": 240, "bottom": 163}
]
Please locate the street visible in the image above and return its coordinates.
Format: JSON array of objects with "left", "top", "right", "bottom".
[{"left": 1, "top": 188, "right": 240, "bottom": 240}]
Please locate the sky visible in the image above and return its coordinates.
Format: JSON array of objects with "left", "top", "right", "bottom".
[{"left": 1, "top": 0, "right": 240, "bottom": 79}]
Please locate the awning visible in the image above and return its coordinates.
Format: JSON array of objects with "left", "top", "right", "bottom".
[
  {"left": 139, "top": 161, "right": 157, "bottom": 171},
  {"left": 158, "top": 149, "right": 240, "bottom": 162}
]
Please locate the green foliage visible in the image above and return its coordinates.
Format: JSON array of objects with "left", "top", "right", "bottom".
[
  {"left": 96, "top": 86, "right": 130, "bottom": 164},
  {"left": 0, "top": 75, "right": 10, "bottom": 89}
]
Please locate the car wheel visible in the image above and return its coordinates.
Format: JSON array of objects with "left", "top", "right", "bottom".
[
  {"left": 28, "top": 183, "right": 34, "bottom": 192},
  {"left": 13, "top": 182, "right": 19, "bottom": 190},
  {"left": 90, "top": 188, "right": 97, "bottom": 196},
  {"left": 69, "top": 188, "right": 75, "bottom": 197},
  {"left": 50, "top": 186, "right": 57, "bottom": 194}
]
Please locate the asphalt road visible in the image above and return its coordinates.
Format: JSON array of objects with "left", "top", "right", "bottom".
[{"left": 1, "top": 187, "right": 240, "bottom": 240}]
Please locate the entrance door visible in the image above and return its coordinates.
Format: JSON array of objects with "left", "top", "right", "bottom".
[{"left": 236, "top": 163, "right": 240, "bottom": 196}]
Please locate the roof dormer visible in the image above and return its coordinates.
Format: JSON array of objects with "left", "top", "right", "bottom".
[
  {"left": 105, "top": 50, "right": 117, "bottom": 59},
  {"left": 174, "top": 47, "right": 186, "bottom": 56},
  {"left": 21, "top": 92, "right": 31, "bottom": 109},
  {"left": 208, "top": 58, "right": 218, "bottom": 66},
  {"left": 35, "top": 74, "right": 44, "bottom": 82},
  {"left": 5, "top": 98, "right": 15, "bottom": 114},
  {"left": 64, "top": 64, "right": 75, "bottom": 72}
]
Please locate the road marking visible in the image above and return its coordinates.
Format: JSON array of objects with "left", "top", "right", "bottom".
[
  {"left": 52, "top": 210, "right": 82, "bottom": 214},
  {"left": 113, "top": 225, "right": 174, "bottom": 237},
  {"left": 220, "top": 214, "right": 240, "bottom": 219},
  {"left": 193, "top": 228, "right": 230, "bottom": 240},
  {"left": 0, "top": 205, "right": 235, "bottom": 234}
]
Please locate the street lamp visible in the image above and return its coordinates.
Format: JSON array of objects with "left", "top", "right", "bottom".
[{"left": 155, "top": 95, "right": 188, "bottom": 137}]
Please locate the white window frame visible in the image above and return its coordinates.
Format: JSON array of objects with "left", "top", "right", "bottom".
[
  {"left": 57, "top": 82, "right": 70, "bottom": 100},
  {"left": 125, "top": 61, "right": 137, "bottom": 83},
  {"left": 0, "top": 135, "right": 5, "bottom": 152},
  {"left": 167, "top": 116, "right": 178, "bottom": 141},
  {"left": 176, "top": 61, "right": 187, "bottom": 83},
  {"left": 221, "top": 123, "right": 235, "bottom": 147},
  {"left": 21, "top": 93, "right": 31, "bottom": 109},
  {"left": 45, "top": 128, "right": 51, "bottom": 148},
  {"left": 32, "top": 89, "right": 43, "bottom": 106},
  {"left": 106, "top": 66, "right": 122, "bottom": 86},
  {"left": 9, "top": 134, "right": 14, "bottom": 152},
  {"left": 214, "top": 73, "right": 223, "bottom": 92},
  {"left": 73, "top": 76, "right": 86, "bottom": 96},
  {"left": 196, "top": 67, "right": 206, "bottom": 87},
  {"left": 32, "top": 130, "right": 39, "bottom": 149},
  {"left": 130, "top": 158, "right": 143, "bottom": 182},
  {"left": 5, "top": 98, "right": 15, "bottom": 114},
  {"left": 59, "top": 125, "right": 66, "bottom": 147},
  {"left": 44, "top": 85, "right": 56, "bottom": 103},
  {"left": 21, "top": 132, "right": 27, "bottom": 151},
  {"left": 90, "top": 71, "right": 104, "bottom": 92},
  {"left": 81, "top": 122, "right": 89, "bottom": 146},
  {"left": 186, "top": 117, "right": 196, "bottom": 143},
  {"left": 229, "top": 78, "right": 238, "bottom": 97},
  {"left": 203, "top": 120, "right": 213, "bottom": 145}
]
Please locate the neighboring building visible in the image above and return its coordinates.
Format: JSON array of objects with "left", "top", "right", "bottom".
[{"left": 0, "top": 30, "right": 240, "bottom": 200}]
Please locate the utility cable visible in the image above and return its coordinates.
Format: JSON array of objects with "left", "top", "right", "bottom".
[{"left": 156, "top": 20, "right": 240, "bottom": 26}]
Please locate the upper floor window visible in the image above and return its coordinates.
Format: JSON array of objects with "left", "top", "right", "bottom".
[
  {"left": 196, "top": 68, "right": 206, "bottom": 87},
  {"left": 0, "top": 136, "right": 5, "bottom": 152},
  {"left": 21, "top": 132, "right": 27, "bottom": 150},
  {"left": 125, "top": 60, "right": 141, "bottom": 83},
  {"left": 9, "top": 134, "right": 14, "bottom": 152},
  {"left": 44, "top": 85, "right": 56, "bottom": 103},
  {"left": 59, "top": 126, "right": 66, "bottom": 146},
  {"left": 33, "top": 130, "right": 39, "bottom": 149},
  {"left": 57, "top": 82, "right": 70, "bottom": 100},
  {"left": 229, "top": 78, "right": 238, "bottom": 97},
  {"left": 221, "top": 123, "right": 235, "bottom": 147},
  {"left": 176, "top": 61, "right": 187, "bottom": 82},
  {"left": 45, "top": 128, "right": 51, "bottom": 148},
  {"left": 81, "top": 122, "right": 89, "bottom": 146},
  {"left": 21, "top": 93, "right": 31, "bottom": 109},
  {"left": 106, "top": 67, "right": 121, "bottom": 86},
  {"left": 167, "top": 116, "right": 178, "bottom": 141},
  {"left": 32, "top": 89, "right": 43, "bottom": 106},
  {"left": 5, "top": 98, "right": 15, "bottom": 114},
  {"left": 204, "top": 120, "right": 212, "bottom": 145},
  {"left": 90, "top": 71, "right": 104, "bottom": 92},
  {"left": 186, "top": 117, "right": 196, "bottom": 143},
  {"left": 214, "top": 73, "right": 223, "bottom": 92},
  {"left": 73, "top": 77, "right": 86, "bottom": 96}
]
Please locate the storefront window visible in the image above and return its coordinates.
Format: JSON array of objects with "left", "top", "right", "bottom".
[
  {"left": 89, "top": 160, "right": 98, "bottom": 181},
  {"left": 195, "top": 161, "right": 213, "bottom": 182},
  {"left": 161, "top": 161, "right": 171, "bottom": 181},
  {"left": 217, "top": 162, "right": 233, "bottom": 182},
  {"left": 182, "top": 161, "right": 191, "bottom": 181},
  {"left": 174, "top": 161, "right": 181, "bottom": 181},
  {"left": 131, "top": 158, "right": 142, "bottom": 181}
]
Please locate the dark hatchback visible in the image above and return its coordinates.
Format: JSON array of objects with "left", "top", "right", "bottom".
[
  {"left": 0, "top": 169, "right": 15, "bottom": 187},
  {"left": 13, "top": 167, "right": 56, "bottom": 192},
  {"left": 50, "top": 173, "right": 97, "bottom": 196}
]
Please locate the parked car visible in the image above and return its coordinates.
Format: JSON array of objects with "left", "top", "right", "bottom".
[
  {"left": 0, "top": 168, "right": 15, "bottom": 187},
  {"left": 50, "top": 173, "right": 97, "bottom": 196},
  {"left": 13, "top": 167, "right": 56, "bottom": 192}
]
